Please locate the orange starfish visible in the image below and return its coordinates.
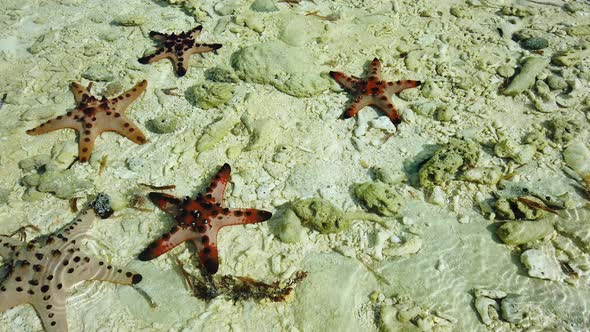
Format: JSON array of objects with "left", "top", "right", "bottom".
[
  {"left": 26, "top": 81, "right": 148, "bottom": 162},
  {"left": 330, "top": 57, "right": 421, "bottom": 125},
  {"left": 139, "top": 164, "right": 272, "bottom": 275},
  {"left": 138, "top": 25, "right": 222, "bottom": 77}
]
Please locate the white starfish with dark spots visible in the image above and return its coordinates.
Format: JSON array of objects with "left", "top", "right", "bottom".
[
  {"left": 330, "top": 57, "right": 421, "bottom": 125},
  {"left": 0, "top": 195, "right": 142, "bottom": 332},
  {"left": 138, "top": 25, "right": 222, "bottom": 77},
  {"left": 26, "top": 80, "right": 148, "bottom": 162}
]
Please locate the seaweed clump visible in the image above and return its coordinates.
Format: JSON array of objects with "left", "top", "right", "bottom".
[
  {"left": 418, "top": 138, "right": 480, "bottom": 187},
  {"left": 193, "top": 271, "right": 308, "bottom": 303}
]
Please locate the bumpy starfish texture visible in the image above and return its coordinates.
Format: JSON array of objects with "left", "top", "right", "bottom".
[
  {"left": 329, "top": 57, "right": 421, "bottom": 125},
  {"left": 0, "top": 198, "right": 142, "bottom": 332},
  {"left": 26, "top": 81, "right": 148, "bottom": 162},
  {"left": 139, "top": 163, "right": 272, "bottom": 275},
  {"left": 138, "top": 25, "right": 222, "bottom": 77}
]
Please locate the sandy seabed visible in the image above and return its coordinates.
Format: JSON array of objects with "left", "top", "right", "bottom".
[{"left": 1, "top": 0, "right": 589, "bottom": 331}]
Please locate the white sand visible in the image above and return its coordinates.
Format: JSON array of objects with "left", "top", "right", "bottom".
[{"left": 0, "top": 0, "right": 589, "bottom": 331}]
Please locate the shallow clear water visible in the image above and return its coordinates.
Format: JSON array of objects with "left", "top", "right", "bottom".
[{"left": 0, "top": 0, "right": 589, "bottom": 331}]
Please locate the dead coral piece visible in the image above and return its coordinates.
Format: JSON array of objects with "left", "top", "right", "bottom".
[
  {"left": 494, "top": 196, "right": 547, "bottom": 220},
  {"left": 194, "top": 271, "right": 308, "bottom": 302},
  {"left": 418, "top": 138, "right": 480, "bottom": 187}
]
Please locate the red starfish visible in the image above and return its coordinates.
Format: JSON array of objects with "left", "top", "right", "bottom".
[
  {"left": 138, "top": 164, "right": 272, "bottom": 275},
  {"left": 26, "top": 81, "right": 148, "bottom": 162},
  {"left": 138, "top": 25, "right": 222, "bottom": 77},
  {"left": 329, "top": 57, "right": 421, "bottom": 125}
]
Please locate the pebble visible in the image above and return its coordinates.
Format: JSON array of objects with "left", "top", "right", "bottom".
[
  {"left": 147, "top": 115, "right": 179, "bottom": 133},
  {"left": 251, "top": 0, "right": 278, "bottom": 12},
  {"left": 496, "top": 65, "right": 515, "bottom": 78},
  {"left": 520, "top": 37, "right": 548, "bottom": 50}
]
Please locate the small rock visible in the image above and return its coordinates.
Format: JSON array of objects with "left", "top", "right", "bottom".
[
  {"left": 18, "top": 154, "right": 52, "bottom": 172},
  {"left": 552, "top": 49, "right": 590, "bottom": 67},
  {"left": 496, "top": 65, "right": 515, "bottom": 78},
  {"left": 0, "top": 188, "right": 10, "bottom": 205},
  {"left": 462, "top": 166, "right": 503, "bottom": 185},
  {"left": 113, "top": 14, "right": 146, "bottom": 26},
  {"left": 475, "top": 296, "right": 499, "bottom": 326},
  {"left": 272, "top": 209, "right": 304, "bottom": 243},
  {"left": 37, "top": 169, "right": 93, "bottom": 199},
  {"left": 567, "top": 24, "right": 590, "bottom": 36},
  {"left": 187, "top": 82, "right": 234, "bottom": 110},
  {"left": 546, "top": 75, "right": 568, "bottom": 90},
  {"left": 147, "top": 115, "right": 179, "bottom": 133},
  {"left": 353, "top": 181, "right": 404, "bottom": 217},
  {"left": 82, "top": 64, "right": 114, "bottom": 82},
  {"left": 499, "top": 294, "right": 527, "bottom": 324},
  {"left": 520, "top": 37, "right": 548, "bottom": 50},
  {"left": 250, "top": 0, "right": 278, "bottom": 12},
  {"left": 434, "top": 106, "right": 454, "bottom": 122},
  {"left": 502, "top": 56, "right": 550, "bottom": 96},
  {"left": 549, "top": 118, "right": 581, "bottom": 144},
  {"left": 196, "top": 116, "right": 240, "bottom": 152},
  {"left": 496, "top": 220, "right": 554, "bottom": 245},
  {"left": 292, "top": 198, "right": 350, "bottom": 234},
  {"left": 91, "top": 193, "right": 114, "bottom": 219},
  {"left": 204, "top": 66, "right": 240, "bottom": 83},
  {"left": 520, "top": 248, "right": 563, "bottom": 281},
  {"left": 29, "top": 30, "right": 58, "bottom": 54},
  {"left": 231, "top": 41, "right": 331, "bottom": 97}
]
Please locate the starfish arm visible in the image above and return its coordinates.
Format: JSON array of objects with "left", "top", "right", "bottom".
[
  {"left": 0, "top": 281, "right": 28, "bottom": 312},
  {"left": 384, "top": 80, "right": 421, "bottom": 95},
  {"left": 31, "top": 294, "right": 66, "bottom": 332},
  {"left": 77, "top": 128, "right": 97, "bottom": 163},
  {"left": 138, "top": 49, "right": 171, "bottom": 65},
  {"left": 329, "top": 71, "right": 361, "bottom": 92},
  {"left": 65, "top": 258, "right": 142, "bottom": 286},
  {"left": 0, "top": 236, "right": 24, "bottom": 257},
  {"left": 148, "top": 192, "right": 182, "bottom": 216},
  {"left": 213, "top": 208, "right": 272, "bottom": 228},
  {"left": 111, "top": 80, "right": 147, "bottom": 113},
  {"left": 202, "top": 163, "right": 231, "bottom": 206},
  {"left": 368, "top": 57, "right": 382, "bottom": 79},
  {"left": 374, "top": 97, "right": 402, "bottom": 125},
  {"left": 138, "top": 227, "right": 197, "bottom": 261},
  {"left": 148, "top": 30, "right": 170, "bottom": 41},
  {"left": 173, "top": 56, "right": 189, "bottom": 77},
  {"left": 342, "top": 95, "right": 373, "bottom": 119},
  {"left": 189, "top": 43, "right": 222, "bottom": 55},
  {"left": 193, "top": 238, "right": 219, "bottom": 275},
  {"left": 70, "top": 82, "right": 92, "bottom": 104},
  {"left": 53, "top": 207, "right": 97, "bottom": 242},
  {"left": 26, "top": 113, "right": 82, "bottom": 136},
  {"left": 98, "top": 113, "right": 148, "bottom": 145},
  {"left": 188, "top": 25, "right": 203, "bottom": 39}
]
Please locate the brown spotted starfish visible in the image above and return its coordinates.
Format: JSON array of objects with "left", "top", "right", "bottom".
[
  {"left": 329, "top": 57, "right": 421, "bottom": 125},
  {"left": 138, "top": 25, "right": 222, "bottom": 77},
  {"left": 139, "top": 163, "right": 272, "bottom": 275},
  {"left": 0, "top": 195, "right": 142, "bottom": 332},
  {"left": 26, "top": 81, "right": 148, "bottom": 162}
]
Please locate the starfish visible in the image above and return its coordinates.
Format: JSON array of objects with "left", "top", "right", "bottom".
[
  {"left": 329, "top": 57, "right": 421, "bottom": 125},
  {"left": 138, "top": 163, "right": 272, "bottom": 275},
  {"left": 26, "top": 81, "right": 148, "bottom": 162},
  {"left": 138, "top": 25, "right": 222, "bottom": 77},
  {"left": 0, "top": 195, "right": 142, "bottom": 332}
]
